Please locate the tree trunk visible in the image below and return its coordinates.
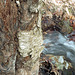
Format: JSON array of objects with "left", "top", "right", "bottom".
[
  {"left": 0, "top": 0, "right": 18, "bottom": 75},
  {"left": 0, "top": 0, "right": 44, "bottom": 75}
]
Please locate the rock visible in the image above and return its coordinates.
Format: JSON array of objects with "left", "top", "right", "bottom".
[{"left": 42, "top": 31, "right": 75, "bottom": 70}]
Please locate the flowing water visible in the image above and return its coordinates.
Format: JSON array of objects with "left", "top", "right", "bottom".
[{"left": 42, "top": 31, "right": 75, "bottom": 70}]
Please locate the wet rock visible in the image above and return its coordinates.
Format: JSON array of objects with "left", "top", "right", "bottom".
[{"left": 42, "top": 31, "right": 75, "bottom": 71}]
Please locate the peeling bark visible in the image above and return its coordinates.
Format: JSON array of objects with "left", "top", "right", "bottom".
[{"left": 16, "top": 0, "right": 44, "bottom": 75}]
